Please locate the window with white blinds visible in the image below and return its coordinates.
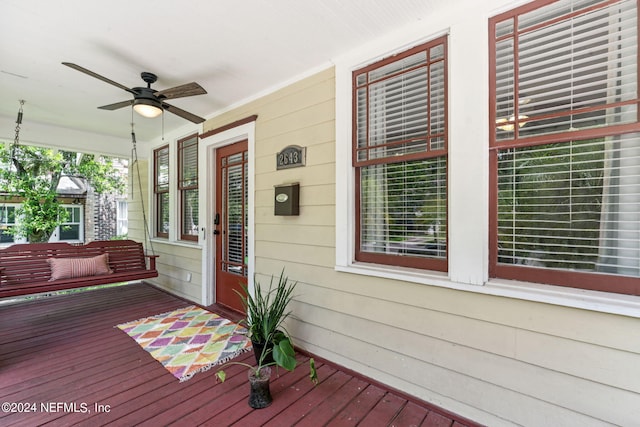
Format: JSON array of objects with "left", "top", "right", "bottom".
[
  {"left": 493, "top": 0, "right": 637, "bottom": 142},
  {"left": 490, "top": 0, "right": 640, "bottom": 295},
  {"left": 353, "top": 37, "right": 448, "bottom": 271},
  {"left": 178, "top": 134, "right": 198, "bottom": 241},
  {"left": 154, "top": 145, "right": 170, "bottom": 238}
]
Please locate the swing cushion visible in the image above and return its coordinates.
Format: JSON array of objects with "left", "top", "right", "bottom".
[{"left": 48, "top": 253, "right": 113, "bottom": 281}]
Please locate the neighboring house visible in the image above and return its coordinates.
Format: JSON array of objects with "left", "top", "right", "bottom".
[
  {"left": 0, "top": 176, "right": 87, "bottom": 245},
  {"left": 0, "top": 159, "right": 128, "bottom": 244},
  {"left": 5, "top": 0, "right": 640, "bottom": 425}
]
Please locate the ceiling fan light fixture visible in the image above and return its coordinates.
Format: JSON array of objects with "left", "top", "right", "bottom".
[{"left": 133, "top": 98, "right": 163, "bottom": 118}]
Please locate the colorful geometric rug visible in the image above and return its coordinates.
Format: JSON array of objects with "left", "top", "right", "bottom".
[{"left": 116, "top": 305, "right": 252, "bottom": 382}]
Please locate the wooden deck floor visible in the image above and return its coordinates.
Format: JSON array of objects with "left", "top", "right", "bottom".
[{"left": 0, "top": 283, "right": 481, "bottom": 426}]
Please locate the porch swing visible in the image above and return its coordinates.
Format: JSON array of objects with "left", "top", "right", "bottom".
[{"left": 0, "top": 102, "right": 158, "bottom": 298}]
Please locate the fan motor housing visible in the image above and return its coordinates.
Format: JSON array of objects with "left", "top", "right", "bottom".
[{"left": 141, "top": 72, "right": 158, "bottom": 85}]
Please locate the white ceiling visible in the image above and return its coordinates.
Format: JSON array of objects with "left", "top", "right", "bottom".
[{"left": 1, "top": 0, "right": 444, "bottom": 155}]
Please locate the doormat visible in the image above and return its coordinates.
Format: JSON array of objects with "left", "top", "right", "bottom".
[{"left": 116, "top": 305, "right": 252, "bottom": 382}]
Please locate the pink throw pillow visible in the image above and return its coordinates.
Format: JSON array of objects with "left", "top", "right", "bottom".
[{"left": 48, "top": 253, "right": 113, "bottom": 281}]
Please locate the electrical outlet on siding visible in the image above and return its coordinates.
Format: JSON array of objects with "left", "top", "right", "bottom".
[{"left": 186, "top": 272, "right": 192, "bottom": 282}]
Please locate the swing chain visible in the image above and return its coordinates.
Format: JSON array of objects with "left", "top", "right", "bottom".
[
  {"left": 11, "top": 100, "right": 26, "bottom": 172},
  {"left": 129, "top": 120, "right": 155, "bottom": 256},
  {"left": 14, "top": 100, "right": 25, "bottom": 146}
]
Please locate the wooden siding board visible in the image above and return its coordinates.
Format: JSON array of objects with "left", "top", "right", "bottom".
[
  {"left": 256, "top": 241, "right": 335, "bottom": 268},
  {"left": 257, "top": 223, "right": 336, "bottom": 248},
  {"left": 515, "top": 329, "right": 640, "bottom": 393},
  {"left": 255, "top": 163, "right": 336, "bottom": 192}
]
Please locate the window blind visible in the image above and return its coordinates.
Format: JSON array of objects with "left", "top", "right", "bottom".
[
  {"left": 491, "top": 0, "right": 640, "bottom": 291},
  {"left": 360, "top": 157, "right": 447, "bottom": 260},
  {"left": 354, "top": 42, "right": 446, "bottom": 165},
  {"left": 494, "top": 0, "right": 637, "bottom": 142},
  {"left": 154, "top": 146, "right": 169, "bottom": 192},
  {"left": 179, "top": 136, "right": 198, "bottom": 189},
  {"left": 222, "top": 152, "right": 247, "bottom": 276},
  {"left": 154, "top": 145, "right": 169, "bottom": 237},
  {"left": 354, "top": 37, "right": 448, "bottom": 270},
  {"left": 179, "top": 136, "right": 198, "bottom": 239},
  {"left": 497, "top": 134, "right": 640, "bottom": 277}
]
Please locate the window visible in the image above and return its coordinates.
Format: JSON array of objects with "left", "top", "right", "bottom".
[
  {"left": 178, "top": 134, "right": 199, "bottom": 241},
  {"left": 154, "top": 145, "right": 170, "bottom": 238},
  {"left": 490, "top": 0, "right": 640, "bottom": 295},
  {"left": 116, "top": 199, "right": 128, "bottom": 236},
  {"left": 58, "top": 205, "right": 82, "bottom": 241},
  {"left": 0, "top": 204, "right": 17, "bottom": 243},
  {"left": 353, "top": 37, "right": 448, "bottom": 271}
]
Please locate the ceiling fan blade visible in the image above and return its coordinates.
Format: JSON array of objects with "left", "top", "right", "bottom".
[
  {"left": 162, "top": 102, "right": 205, "bottom": 123},
  {"left": 62, "top": 62, "right": 136, "bottom": 95},
  {"left": 98, "top": 100, "right": 133, "bottom": 110},
  {"left": 155, "top": 82, "right": 207, "bottom": 100}
]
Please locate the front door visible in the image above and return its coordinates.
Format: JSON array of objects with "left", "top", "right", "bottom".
[{"left": 214, "top": 140, "right": 248, "bottom": 313}]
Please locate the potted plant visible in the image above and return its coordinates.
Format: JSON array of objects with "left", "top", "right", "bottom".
[
  {"left": 238, "top": 269, "right": 297, "bottom": 365},
  {"left": 216, "top": 269, "right": 317, "bottom": 408}
]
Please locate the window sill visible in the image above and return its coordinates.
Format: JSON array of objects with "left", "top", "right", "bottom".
[
  {"left": 482, "top": 278, "right": 640, "bottom": 319},
  {"left": 149, "top": 238, "right": 203, "bottom": 250},
  {"left": 335, "top": 262, "right": 640, "bottom": 319}
]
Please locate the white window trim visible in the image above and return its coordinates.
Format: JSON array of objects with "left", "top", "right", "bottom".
[
  {"left": 116, "top": 198, "right": 128, "bottom": 236},
  {"left": 198, "top": 120, "right": 256, "bottom": 306},
  {"left": 334, "top": 22, "right": 640, "bottom": 318},
  {"left": 0, "top": 203, "right": 23, "bottom": 245},
  {"left": 50, "top": 204, "right": 84, "bottom": 243}
]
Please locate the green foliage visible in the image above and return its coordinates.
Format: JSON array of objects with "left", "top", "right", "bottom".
[
  {"left": 236, "top": 269, "right": 296, "bottom": 345},
  {"left": 309, "top": 358, "right": 318, "bottom": 385},
  {"left": 0, "top": 144, "right": 126, "bottom": 242},
  {"left": 215, "top": 269, "right": 317, "bottom": 385}
]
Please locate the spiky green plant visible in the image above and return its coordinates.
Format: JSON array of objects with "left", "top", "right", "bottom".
[
  {"left": 216, "top": 269, "right": 317, "bottom": 384},
  {"left": 236, "top": 269, "right": 296, "bottom": 345}
]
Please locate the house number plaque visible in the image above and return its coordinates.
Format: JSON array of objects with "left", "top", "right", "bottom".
[{"left": 276, "top": 145, "right": 306, "bottom": 170}]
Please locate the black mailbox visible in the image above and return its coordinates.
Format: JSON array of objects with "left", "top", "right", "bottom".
[{"left": 274, "top": 183, "right": 300, "bottom": 216}]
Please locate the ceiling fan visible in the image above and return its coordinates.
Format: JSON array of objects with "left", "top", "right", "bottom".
[{"left": 62, "top": 62, "right": 207, "bottom": 123}]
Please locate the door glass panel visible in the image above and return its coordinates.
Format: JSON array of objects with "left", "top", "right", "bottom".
[{"left": 222, "top": 151, "right": 247, "bottom": 276}]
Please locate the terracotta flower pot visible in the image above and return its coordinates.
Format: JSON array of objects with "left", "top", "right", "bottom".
[{"left": 248, "top": 366, "right": 272, "bottom": 409}]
